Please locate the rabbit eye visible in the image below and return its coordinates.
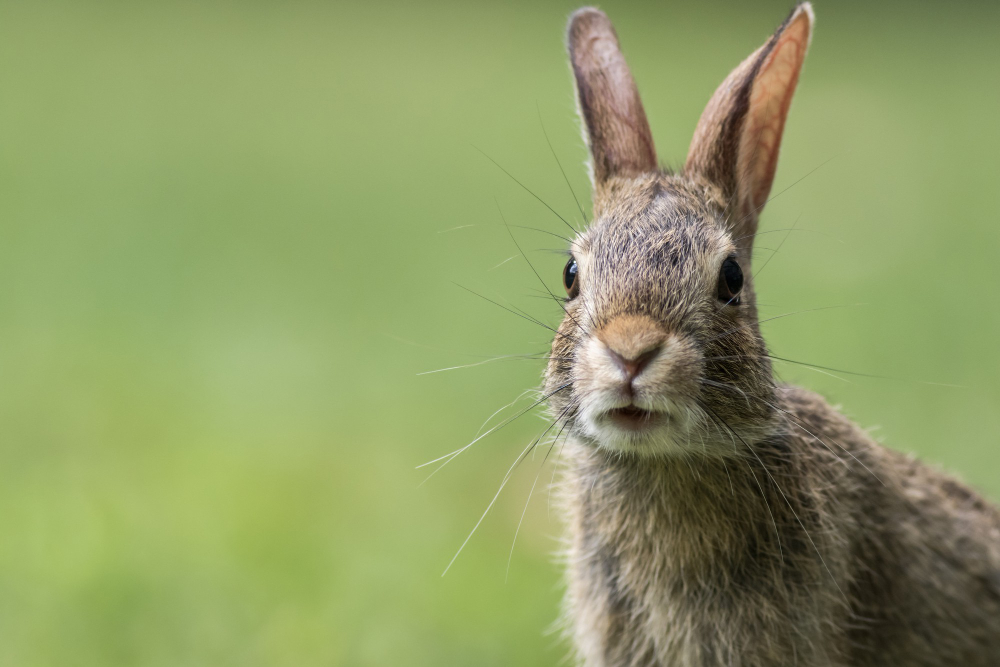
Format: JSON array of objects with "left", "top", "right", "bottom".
[
  {"left": 717, "top": 257, "right": 743, "bottom": 305},
  {"left": 563, "top": 257, "right": 579, "bottom": 298}
]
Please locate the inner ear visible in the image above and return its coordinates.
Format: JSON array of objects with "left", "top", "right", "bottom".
[
  {"left": 738, "top": 9, "right": 812, "bottom": 216},
  {"left": 684, "top": 3, "right": 813, "bottom": 238},
  {"left": 567, "top": 8, "right": 658, "bottom": 187}
]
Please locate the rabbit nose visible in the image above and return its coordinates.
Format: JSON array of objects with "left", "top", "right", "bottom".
[
  {"left": 605, "top": 344, "right": 661, "bottom": 385},
  {"left": 597, "top": 314, "right": 667, "bottom": 390}
]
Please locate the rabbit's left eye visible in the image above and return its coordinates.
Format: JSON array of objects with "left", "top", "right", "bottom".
[
  {"left": 563, "top": 257, "right": 580, "bottom": 298},
  {"left": 717, "top": 257, "right": 743, "bottom": 305}
]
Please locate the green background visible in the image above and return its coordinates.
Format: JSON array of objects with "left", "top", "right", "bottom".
[{"left": 0, "top": 0, "right": 997, "bottom": 664}]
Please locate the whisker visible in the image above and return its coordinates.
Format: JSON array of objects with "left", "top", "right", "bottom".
[
  {"left": 441, "top": 435, "right": 539, "bottom": 576},
  {"left": 451, "top": 282, "right": 577, "bottom": 344},
  {"left": 417, "top": 355, "right": 547, "bottom": 376},
  {"left": 473, "top": 388, "right": 537, "bottom": 439},
  {"left": 436, "top": 224, "right": 477, "bottom": 234},
  {"left": 506, "top": 460, "right": 544, "bottom": 583},
  {"left": 472, "top": 144, "right": 577, "bottom": 233},
  {"left": 505, "top": 402, "right": 575, "bottom": 582},
  {"left": 764, "top": 399, "right": 886, "bottom": 487},
  {"left": 700, "top": 405, "right": 784, "bottom": 564},
  {"left": 417, "top": 383, "right": 572, "bottom": 480},
  {"left": 732, "top": 154, "right": 839, "bottom": 231},
  {"left": 536, "top": 102, "right": 588, "bottom": 225},
  {"left": 699, "top": 379, "right": 884, "bottom": 486},
  {"left": 709, "top": 304, "right": 863, "bottom": 344},
  {"left": 443, "top": 398, "right": 572, "bottom": 577},
  {"left": 385, "top": 335, "right": 559, "bottom": 362},
  {"left": 703, "top": 353, "right": 960, "bottom": 387},
  {"left": 705, "top": 354, "right": 850, "bottom": 383},
  {"left": 489, "top": 255, "right": 519, "bottom": 271},
  {"left": 734, "top": 227, "right": 847, "bottom": 246},
  {"left": 509, "top": 224, "right": 573, "bottom": 243},
  {"left": 524, "top": 292, "right": 569, "bottom": 304},
  {"left": 546, "top": 412, "right": 576, "bottom": 519},
  {"left": 769, "top": 355, "right": 961, "bottom": 388},
  {"left": 497, "top": 204, "right": 585, "bottom": 333},
  {"left": 700, "top": 377, "right": 852, "bottom": 472},
  {"left": 703, "top": 403, "right": 849, "bottom": 604},
  {"left": 753, "top": 213, "right": 801, "bottom": 279}
]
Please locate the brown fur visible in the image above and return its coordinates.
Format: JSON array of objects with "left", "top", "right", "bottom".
[
  {"left": 542, "top": 4, "right": 1000, "bottom": 665},
  {"left": 568, "top": 9, "right": 657, "bottom": 185}
]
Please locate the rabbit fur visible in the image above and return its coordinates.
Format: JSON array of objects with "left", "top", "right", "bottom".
[{"left": 543, "top": 4, "right": 1000, "bottom": 665}]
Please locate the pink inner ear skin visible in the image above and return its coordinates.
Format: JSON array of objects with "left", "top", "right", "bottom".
[{"left": 740, "top": 12, "right": 811, "bottom": 214}]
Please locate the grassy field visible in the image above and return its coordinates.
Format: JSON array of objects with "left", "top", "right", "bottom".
[{"left": 0, "top": 0, "right": 997, "bottom": 664}]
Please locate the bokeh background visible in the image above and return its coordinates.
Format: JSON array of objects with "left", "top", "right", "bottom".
[{"left": 0, "top": 0, "right": 997, "bottom": 664}]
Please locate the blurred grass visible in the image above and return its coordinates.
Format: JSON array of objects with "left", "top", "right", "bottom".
[{"left": 0, "top": 0, "right": 997, "bottom": 664}]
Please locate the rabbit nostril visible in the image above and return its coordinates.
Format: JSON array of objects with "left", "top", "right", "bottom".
[
  {"left": 596, "top": 314, "right": 667, "bottom": 388},
  {"left": 606, "top": 344, "right": 661, "bottom": 383}
]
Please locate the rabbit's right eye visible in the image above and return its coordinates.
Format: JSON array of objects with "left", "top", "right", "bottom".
[
  {"left": 717, "top": 257, "right": 743, "bottom": 305},
  {"left": 563, "top": 257, "right": 580, "bottom": 298}
]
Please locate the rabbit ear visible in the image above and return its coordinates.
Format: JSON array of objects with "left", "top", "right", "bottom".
[
  {"left": 567, "top": 8, "right": 657, "bottom": 188},
  {"left": 685, "top": 2, "right": 813, "bottom": 237}
]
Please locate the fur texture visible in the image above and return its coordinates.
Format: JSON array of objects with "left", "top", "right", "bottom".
[{"left": 542, "top": 4, "right": 1000, "bottom": 665}]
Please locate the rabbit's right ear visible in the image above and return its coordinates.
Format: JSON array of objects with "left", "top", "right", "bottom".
[
  {"left": 685, "top": 3, "right": 813, "bottom": 240},
  {"left": 567, "top": 8, "right": 657, "bottom": 189}
]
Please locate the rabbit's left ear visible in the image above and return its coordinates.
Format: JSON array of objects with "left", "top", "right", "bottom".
[{"left": 685, "top": 2, "right": 813, "bottom": 237}]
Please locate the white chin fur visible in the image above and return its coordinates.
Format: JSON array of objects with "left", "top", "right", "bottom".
[
  {"left": 575, "top": 334, "right": 705, "bottom": 456},
  {"left": 578, "top": 395, "right": 697, "bottom": 457}
]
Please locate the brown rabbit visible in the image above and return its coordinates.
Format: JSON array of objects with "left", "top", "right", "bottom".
[{"left": 542, "top": 3, "right": 1000, "bottom": 665}]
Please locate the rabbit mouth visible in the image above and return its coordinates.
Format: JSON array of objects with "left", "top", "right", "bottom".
[{"left": 604, "top": 406, "right": 669, "bottom": 431}]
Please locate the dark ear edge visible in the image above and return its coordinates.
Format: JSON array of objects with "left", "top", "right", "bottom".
[
  {"left": 684, "top": 2, "right": 814, "bottom": 233},
  {"left": 567, "top": 7, "right": 658, "bottom": 186}
]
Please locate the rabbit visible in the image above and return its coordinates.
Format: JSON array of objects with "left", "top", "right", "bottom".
[{"left": 539, "top": 3, "right": 1000, "bottom": 666}]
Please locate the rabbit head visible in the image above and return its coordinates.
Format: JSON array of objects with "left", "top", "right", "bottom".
[{"left": 545, "top": 3, "right": 814, "bottom": 456}]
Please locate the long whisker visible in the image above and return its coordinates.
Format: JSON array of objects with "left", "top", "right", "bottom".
[
  {"left": 537, "top": 102, "right": 588, "bottom": 225},
  {"left": 703, "top": 403, "right": 849, "bottom": 604},
  {"left": 489, "top": 255, "right": 519, "bottom": 271},
  {"left": 443, "top": 398, "right": 572, "bottom": 577},
  {"left": 732, "top": 154, "right": 839, "bottom": 231},
  {"left": 704, "top": 353, "right": 960, "bottom": 387},
  {"left": 473, "top": 389, "right": 537, "bottom": 439},
  {"left": 700, "top": 377, "right": 851, "bottom": 471},
  {"left": 497, "top": 203, "right": 585, "bottom": 333},
  {"left": 699, "top": 379, "right": 884, "bottom": 486},
  {"left": 472, "top": 144, "right": 577, "bottom": 233},
  {"left": 704, "top": 354, "right": 850, "bottom": 383},
  {"left": 417, "top": 383, "right": 572, "bottom": 479},
  {"left": 506, "top": 461, "right": 543, "bottom": 584},
  {"left": 505, "top": 402, "right": 576, "bottom": 582},
  {"left": 700, "top": 405, "right": 784, "bottom": 564},
  {"left": 417, "top": 353, "right": 562, "bottom": 376},
  {"left": 436, "top": 224, "right": 477, "bottom": 234},
  {"left": 753, "top": 213, "right": 801, "bottom": 279},
  {"left": 709, "top": 304, "right": 862, "bottom": 344},
  {"left": 452, "top": 282, "right": 578, "bottom": 344},
  {"left": 387, "top": 335, "right": 560, "bottom": 361},
  {"left": 509, "top": 224, "right": 573, "bottom": 243},
  {"left": 441, "top": 435, "right": 539, "bottom": 576},
  {"left": 734, "top": 227, "right": 847, "bottom": 246},
  {"left": 546, "top": 411, "right": 576, "bottom": 518},
  {"left": 764, "top": 398, "right": 885, "bottom": 487}
]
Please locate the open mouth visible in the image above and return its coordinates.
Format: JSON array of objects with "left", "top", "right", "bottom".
[{"left": 605, "top": 406, "right": 668, "bottom": 431}]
